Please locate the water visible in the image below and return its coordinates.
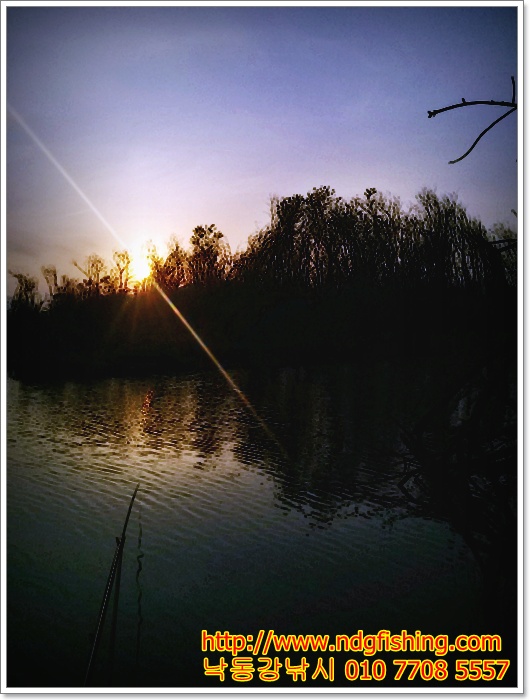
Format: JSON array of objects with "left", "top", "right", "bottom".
[{"left": 6, "top": 364, "right": 509, "bottom": 688}]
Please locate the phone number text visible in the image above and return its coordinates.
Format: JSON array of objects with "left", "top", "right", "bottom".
[{"left": 203, "top": 657, "right": 511, "bottom": 683}]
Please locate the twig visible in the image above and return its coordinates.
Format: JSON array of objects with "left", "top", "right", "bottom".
[
  {"left": 448, "top": 107, "right": 516, "bottom": 164},
  {"left": 427, "top": 100, "right": 515, "bottom": 119},
  {"left": 427, "top": 76, "right": 517, "bottom": 164}
]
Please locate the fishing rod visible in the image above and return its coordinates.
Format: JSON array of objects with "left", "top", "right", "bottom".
[
  {"left": 107, "top": 532, "right": 124, "bottom": 685},
  {"left": 84, "top": 483, "right": 140, "bottom": 686}
]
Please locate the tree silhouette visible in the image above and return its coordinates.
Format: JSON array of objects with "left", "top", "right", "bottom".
[
  {"left": 9, "top": 271, "right": 41, "bottom": 309},
  {"left": 232, "top": 186, "right": 506, "bottom": 294},
  {"left": 163, "top": 236, "right": 188, "bottom": 288},
  {"left": 41, "top": 264, "right": 58, "bottom": 298},
  {"left": 428, "top": 76, "right": 517, "bottom": 163},
  {"left": 72, "top": 254, "right": 107, "bottom": 295},
  {"left": 147, "top": 236, "right": 188, "bottom": 291},
  {"left": 112, "top": 250, "right": 131, "bottom": 292},
  {"left": 6, "top": 184, "right": 516, "bottom": 382},
  {"left": 86, "top": 254, "right": 106, "bottom": 290},
  {"left": 188, "top": 224, "right": 230, "bottom": 286}
]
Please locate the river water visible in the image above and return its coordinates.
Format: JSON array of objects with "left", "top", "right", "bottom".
[{"left": 6, "top": 363, "right": 513, "bottom": 688}]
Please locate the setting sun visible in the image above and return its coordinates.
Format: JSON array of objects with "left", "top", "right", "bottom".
[{"left": 130, "top": 245, "right": 151, "bottom": 282}]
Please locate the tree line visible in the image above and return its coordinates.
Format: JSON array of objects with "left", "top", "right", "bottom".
[
  {"left": 7, "top": 187, "right": 516, "bottom": 380},
  {"left": 9, "top": 187, "right": 516, "bottom": 311},
  {"left": 9, "top": 222, "right": 231, "bottom": 309}
]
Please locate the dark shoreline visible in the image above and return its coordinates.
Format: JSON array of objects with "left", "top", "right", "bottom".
[{"left": 7, "top": 281, "right": 516, "bottom": 385}]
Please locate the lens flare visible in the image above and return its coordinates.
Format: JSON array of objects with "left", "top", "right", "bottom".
[
  {"left": 7, "top": 104, "right": 128, "bottom": 251},
  {"left": 153, "top": 283, "right": 284, "bottom": 452},
  {"left": 8, "top": 104, "right": 284, "bottom": 456}
]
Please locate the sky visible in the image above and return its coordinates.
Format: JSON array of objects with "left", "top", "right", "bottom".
[{"left": 4, "top": 2, "right": 519, "bottom": 295}]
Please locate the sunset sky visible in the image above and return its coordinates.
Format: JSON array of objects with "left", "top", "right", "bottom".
[{"left": 5, "top": 3, "right": 519, "bottom": 295}]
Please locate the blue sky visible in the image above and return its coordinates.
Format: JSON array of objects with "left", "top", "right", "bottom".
[{"left": 5, "top": 3, "right": 519, "bottom": 293}]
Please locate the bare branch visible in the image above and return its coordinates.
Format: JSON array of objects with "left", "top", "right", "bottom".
[
  {"left": 428, "top": 76, "right": 517, "bottom": 118},
  {"left": 428, "top": 76, "right": 517, "bottom": 164},
  {"left": 428, "top": 99, "right": 515, "bottom": 119},
  {"left": 448, "top": 107, "right": 516, "bottom": 164}
]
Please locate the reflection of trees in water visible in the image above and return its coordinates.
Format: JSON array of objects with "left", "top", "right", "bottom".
[
  {"left": 28, "top": 362, "right": 515, "bottom": 555},
  {"left": 185, "top": 377, "right": 235, "bottom": 460},
  {"left": 137, "top": 375, "right": 237, "bottom": 463},
  {"left": 33, "top": 358, "right": 516, "bottom": 601},
  {"left": 395, "top": 356, "right": 516, "bottom": 640},
  {"left": 230, "top": 360, "right": 516, "bottom": 640},
  {"left": 25, "top": 375, "right": 239, "bottom": 478},
  {"left": 12, "top": 355, "right": 516, "bottom": 653},
  {"left": 232, "top": 363, "right": 433, "bottom": 518}
]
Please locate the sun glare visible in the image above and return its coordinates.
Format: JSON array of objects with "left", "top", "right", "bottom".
[{"left": 130, "top": 245, "right": 151, "bottom": 282}]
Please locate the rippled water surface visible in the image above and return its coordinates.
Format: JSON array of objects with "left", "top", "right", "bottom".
[{"left": 7, "top": 365, "right": 490, "bottom": 687}]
